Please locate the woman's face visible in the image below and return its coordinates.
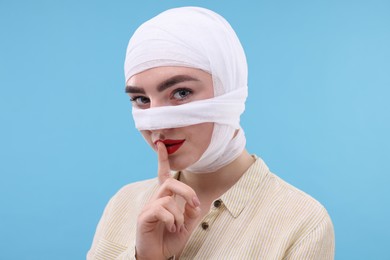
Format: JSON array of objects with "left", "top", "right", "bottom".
[{"left": 126, "top": 66, "right": 214, "bottom": 171}]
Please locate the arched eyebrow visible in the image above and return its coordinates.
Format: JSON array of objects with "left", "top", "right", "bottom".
[
  {"left": 125, "top": 75, "right": 199, "bottom": 93},
  {"left": 125, "top": 86, "right": 145, "bottom": 94}
]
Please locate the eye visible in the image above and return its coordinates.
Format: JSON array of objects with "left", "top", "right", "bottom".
[
  {"left": 172, "top": 88, "right": 193, "bottom": 100},
  {"left": 130, "top": 96, "right": 150, "bottom": 107}
]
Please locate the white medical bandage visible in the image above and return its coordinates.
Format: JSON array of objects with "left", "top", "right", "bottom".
[
  {"left": 132, "top": 88, "right": 247, "bottom": 130},
  {"left": 124, "top": 7, "right": 248, "bottom": 173}
]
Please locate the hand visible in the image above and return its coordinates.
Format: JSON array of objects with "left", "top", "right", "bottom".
[{"left": 135, "top": 142, "right": 201, "bottom": 260}]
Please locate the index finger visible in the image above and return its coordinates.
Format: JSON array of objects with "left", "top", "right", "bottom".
[{"left": 156, "top": 141, "right": 172, "bottom": 184}]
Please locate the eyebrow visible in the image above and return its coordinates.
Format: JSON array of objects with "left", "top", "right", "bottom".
[{"left": 125, "top": 75, "right": 200, "bottom": 94}]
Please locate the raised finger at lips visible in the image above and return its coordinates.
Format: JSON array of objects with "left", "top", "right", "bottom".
[{"left": 156, "top": 141, "right": 171, "bottom": 184}]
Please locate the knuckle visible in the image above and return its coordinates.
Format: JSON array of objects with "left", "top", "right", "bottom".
[
  {"left": 160, "top": 177, "right": 174, "bottom": 188},
  {"left": 164, "top": 178, "right": 175, "bottom": 185}
]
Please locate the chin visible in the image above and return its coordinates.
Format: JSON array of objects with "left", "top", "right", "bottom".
[
  {"left": 168, "top": 156, "right": 195, "bottom": 172},
  {"left": 169, "top": 161, "right": 188, "bottom": 172}
]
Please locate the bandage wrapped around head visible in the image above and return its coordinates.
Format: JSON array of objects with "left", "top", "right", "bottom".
[{"left": 124, "top": 7, "right": 248, "bottom": 173}]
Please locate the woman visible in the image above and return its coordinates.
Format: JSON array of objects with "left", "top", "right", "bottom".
[{"left": 88, "top": 7, "right": 335, "bottom": 259}]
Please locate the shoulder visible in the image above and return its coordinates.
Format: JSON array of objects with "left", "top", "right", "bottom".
[
  {"left": 252, "top": 156, "right": 333, "bottom": 238},
  {"left": 267, "top": 170, "right": 329, "bottom": 220},
  {"left": 251, "top": 156, "right": 328, "bottom": 215},
  {"left": 87, "top": 178, "right": 160, "bottom": 258},
  {"left": 94, "top": 178, "right": 160, "bottom": 242},
  {"left": 258, "top": 163, "right": 334, "bottom": 251},
  {"left": 265, "top": 174, "right": 335, "bottom": 258},
  {"left": 108, "top": 178, "right": 159, "bottom": 211}
]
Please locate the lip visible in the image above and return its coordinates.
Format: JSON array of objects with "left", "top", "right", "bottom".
[{"left": 155, "top": 139, "right": 186, "bottom": 155}]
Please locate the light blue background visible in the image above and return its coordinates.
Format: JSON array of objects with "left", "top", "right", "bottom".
[{"left": 1, "top": 1, "right": 389, "bottom": 259}]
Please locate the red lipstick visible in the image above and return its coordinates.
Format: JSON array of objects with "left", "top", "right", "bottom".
[{"left": 156, "top": 139, "right": 185, "bottom": 155}]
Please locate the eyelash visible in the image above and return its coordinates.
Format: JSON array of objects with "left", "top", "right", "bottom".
[
  {"left": 129, "top": 88, "right": 193, "bottom": 106},
  {"left": 129, "top": 96, "right": 149, "bottom": 104},
  {"left": 171, "top": 88, "right": 193, "bottom": 101}
]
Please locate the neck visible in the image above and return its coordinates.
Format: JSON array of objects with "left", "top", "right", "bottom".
[{"left": 180, "top": 149, "right": 255, "bottom": 200}]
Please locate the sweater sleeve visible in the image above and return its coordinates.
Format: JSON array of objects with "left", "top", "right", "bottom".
[{"left": 284, "top": 212, "right": 335, "bottom": 260}]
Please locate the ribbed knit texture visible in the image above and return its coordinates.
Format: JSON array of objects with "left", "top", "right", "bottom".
[{"left": 87, "top": 156, "right": 335, "bottom": 259}]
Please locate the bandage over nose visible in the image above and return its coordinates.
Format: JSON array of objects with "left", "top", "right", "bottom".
[
  {"left": 132, "top": 88, "right": 247, "bottom": 130},
  {"left": 125, "top": 7, "right": 248, "bottom": 173}
]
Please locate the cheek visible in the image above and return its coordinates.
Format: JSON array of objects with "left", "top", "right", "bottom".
[
  {"left": 191, "top": 123, "right": 214, "bottom": 149},
  {"left": 203, "top": 123, "right": 214, "bottom": 145}
]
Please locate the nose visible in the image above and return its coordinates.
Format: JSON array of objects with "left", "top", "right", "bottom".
[
  {"left": 150, "top": 128, "right": 175, "bottom": 143},
  {"left": 151, "top": 131, "right": 165, "bottom": 142},
  {"left": 150, "top": 99, "right": 169, "bottom": 108}
]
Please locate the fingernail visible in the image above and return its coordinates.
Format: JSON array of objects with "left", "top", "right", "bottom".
[{"left": 192, "top": 196, "right": 201, "bottom": 207}]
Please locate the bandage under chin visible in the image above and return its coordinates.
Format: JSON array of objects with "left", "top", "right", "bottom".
[{"left": 132, "top": 88, "right": 247, "bottom": 130}]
